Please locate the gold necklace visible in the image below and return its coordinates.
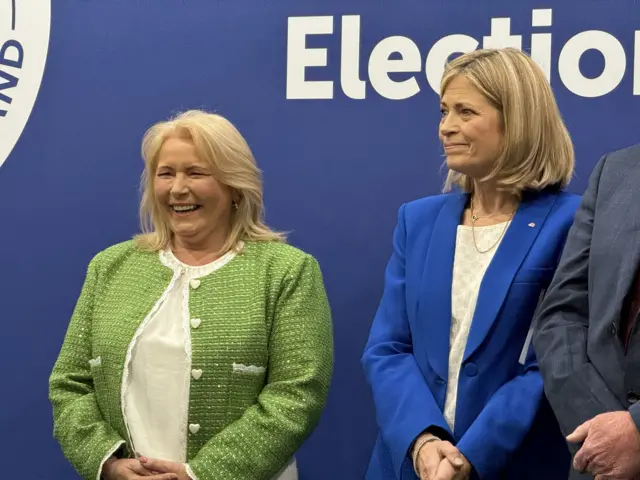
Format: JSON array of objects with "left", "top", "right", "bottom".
[{"left": 470, "top": 199, "right": 515, "bottom": 254}]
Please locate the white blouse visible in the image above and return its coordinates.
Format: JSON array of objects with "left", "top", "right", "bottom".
[
  {"left": 123, "top": 249, "right": 238, "bottom": 464},
  {"left": 444, "top": 222, "right": 509, "bottom": 431},
  {"left": 121, "top": 246, "right": 298, "bottom": 480}
]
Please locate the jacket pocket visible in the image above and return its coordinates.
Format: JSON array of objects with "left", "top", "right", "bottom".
[
  {"left": 513, "top": 267, "right": 554, "bottom": 284},
  {"left": 226, "top": 364, "right": 267, "bottom": 422}
]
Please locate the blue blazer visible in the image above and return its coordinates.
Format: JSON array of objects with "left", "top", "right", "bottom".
[{"left": 362, "top": 189, "right": 580, "bottom": 480}]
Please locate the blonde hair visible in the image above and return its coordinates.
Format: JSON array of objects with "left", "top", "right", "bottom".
[
  {"left": 134, "top": 110, "right": 286, "bottom": 252},
  {"left": 440, "top": 48, "right": 574, "bottom": 195}
]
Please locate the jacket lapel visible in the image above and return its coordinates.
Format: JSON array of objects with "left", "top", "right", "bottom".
[
  {"left": 607, "top": 163, "right": 640, "bottom": 330},
  {"left": 462, "top": 190, "right": 558, "bottom": 361},
  {"left": 418, "top": 193, "right": 467, "bottom": 382}
]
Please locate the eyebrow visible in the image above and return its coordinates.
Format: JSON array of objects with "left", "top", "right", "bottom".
[
  {"left": 156, "top": 164, "right": 208, "bottom": 170},
  {"left": 440, "top": 101, "right": 475, "bottom": 109}
]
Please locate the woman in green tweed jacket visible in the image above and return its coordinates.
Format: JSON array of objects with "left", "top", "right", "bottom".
[{"left": 49, "top": 110, "right": 334, "bottom": 480}]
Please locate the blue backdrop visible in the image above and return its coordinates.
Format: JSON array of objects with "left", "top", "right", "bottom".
[{"left": 1, "top": 1, "right": 639, "bottom": 478}]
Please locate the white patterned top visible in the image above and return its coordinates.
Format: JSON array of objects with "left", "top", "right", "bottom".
[
  {"left": 444, "top": 222, "right": 510, "bottom": 431},
  {"left": 122, "top": 244, "right": 298, "bottom": 480},
  {"left": 123, "top": 248, "right": 238, "bottom": 465}
]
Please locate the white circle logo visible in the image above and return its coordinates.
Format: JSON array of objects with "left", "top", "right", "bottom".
[{"left": 0, "top": 0, "right": 51, "bottom": 169}]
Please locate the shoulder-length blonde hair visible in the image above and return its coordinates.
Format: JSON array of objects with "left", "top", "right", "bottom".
[
  {"left": 441, "top": 48, "right": 574, "bottom": 195},
  {"left": 134, "top": 110, "right": 286, "bottom": 252}
]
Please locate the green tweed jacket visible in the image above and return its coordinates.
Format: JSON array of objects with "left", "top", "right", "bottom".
[{"left": 49, "top": 240, "right": 333, "bottom": 480}]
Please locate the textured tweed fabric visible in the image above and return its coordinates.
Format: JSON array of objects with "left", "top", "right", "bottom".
[{"left": 49, "top": 240, "right": 333, "bottom": 480}]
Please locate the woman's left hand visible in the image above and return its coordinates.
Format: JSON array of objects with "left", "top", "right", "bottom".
[{"left": 139, "top": 457, "right": 192, "bottom": 480}]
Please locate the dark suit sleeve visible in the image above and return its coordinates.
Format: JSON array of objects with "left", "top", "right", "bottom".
[
  {"left": 533, "top": 154, "right": 626, "bottom": 437},
  {"left": 630, "top": 403, "right": 640, "bottom": 431},
  {"left": 362, "top": 204, "right": 452, "bottom": 478}
]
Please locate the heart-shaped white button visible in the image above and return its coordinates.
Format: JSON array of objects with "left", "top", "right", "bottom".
[
  {"left": 190, "top": 318, "right": 201, "bottom": 329},
  {"left": 189, "top": 424, "right": 200, "bottom": 434},
  {"left": 191, "top": 369, "right": 203, "bottom": 380},
  {"left": 190, "top": 279, "right": 201, "bottom": 289}
]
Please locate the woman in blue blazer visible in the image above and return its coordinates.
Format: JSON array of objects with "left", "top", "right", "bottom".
[{"left": 362, "top": 48, "right": 580, "bottom": 480}]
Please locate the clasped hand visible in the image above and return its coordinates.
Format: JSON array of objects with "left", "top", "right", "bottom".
[
  {"left": 102, "top": 456, "right": 191, "bottom": 480},
  {"left": 414, "top": 437, "right": 472, "bottom": 480}
]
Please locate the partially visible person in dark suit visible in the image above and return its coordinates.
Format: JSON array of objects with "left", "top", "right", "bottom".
[
  {"left": 362, "top": 48, "right": 579, "bottom": 480},
  {"left": 535, "top": 144, "right": 640, "bottom": 480}
]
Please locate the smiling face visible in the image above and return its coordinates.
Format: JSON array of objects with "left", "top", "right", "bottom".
[
  {"left": 153, "top": 135, "right": 234, "bottom": 249},
  {"left": 439, "top": 75, "right": 503, "bottom": 180}
]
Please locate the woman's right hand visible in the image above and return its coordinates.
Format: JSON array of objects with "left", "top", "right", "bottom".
[{"left": 102, "top": 457, "right": 178, "bottom": 480}]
